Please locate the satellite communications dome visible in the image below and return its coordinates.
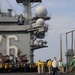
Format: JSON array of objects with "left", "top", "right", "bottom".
[
  {"left": 36, "top": 18, "right": 45, "bottom": 26},
  {"left": 35, "top": 6, "right": 48, "bottom": 17}
]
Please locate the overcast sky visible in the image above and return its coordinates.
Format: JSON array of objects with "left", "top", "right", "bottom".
[{"left": 2, "top": 0, "right": 75, "bottom": 63}]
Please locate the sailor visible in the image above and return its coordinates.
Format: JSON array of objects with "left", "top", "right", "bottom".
[
  {"left": 5, "top": 55, "right": 10, "bottom": 72},
  {"left": 41, "top": 61, "right": 45, "bottom": 74},
  {"left": 70, "top": 55, "right": 75, "bottom": 71},
  {"left": 52, "top": 57, "right": 58, "bottom": 75},
  {"left": 58, "top": 60, "right": 63, "bottom": 74},
  {"left": 36, "top": 60, "right": 41, "bottom": 74},
  {"left": 47, "top": 59, "right": 52, "bottom": 74}
]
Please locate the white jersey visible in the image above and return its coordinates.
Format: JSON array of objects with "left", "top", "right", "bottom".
[{"left": 52, "top": 60, "right": 58, "bottom": 68}]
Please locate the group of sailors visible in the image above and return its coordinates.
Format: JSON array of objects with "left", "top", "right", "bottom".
[
  {"left": 36, "top": 59, "right": 52, "bottom": 74},
  {"left": 0, "top": 53, "right": 28, "bottom": 73},
  {"left": 36, "top": 56, "right": 75, "bottom": 75},
  {"left": 0, "top": 52, "right": 75, "bottom": 74}
]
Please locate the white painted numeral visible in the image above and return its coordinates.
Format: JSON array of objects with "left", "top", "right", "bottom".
[{"left": 7, "top": 35, "right": 18, "bottom": 57}]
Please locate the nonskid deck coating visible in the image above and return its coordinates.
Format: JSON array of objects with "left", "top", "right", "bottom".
[{"left": 0, "top": 72, "right": 75, "bottom": 75}]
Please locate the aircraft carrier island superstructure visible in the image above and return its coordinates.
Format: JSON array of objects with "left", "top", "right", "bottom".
[{"left": 0, "top": 0, "right": 51, "bottom": 63}]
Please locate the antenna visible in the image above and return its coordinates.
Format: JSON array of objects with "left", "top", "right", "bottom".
[{"left": 0, "top": 0, "right": 2, "bottom": 11}]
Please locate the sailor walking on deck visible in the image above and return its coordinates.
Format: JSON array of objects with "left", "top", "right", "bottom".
[{"left": 52, "top": 57, "right": 58, "bottom": 75}]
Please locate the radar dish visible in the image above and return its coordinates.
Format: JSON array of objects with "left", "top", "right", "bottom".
[
  {"left": 36, "top": 18, "right": 45, "bottom": 26},
  {"left": 35, "top": 6, "right": 48, "bottom": 17}
]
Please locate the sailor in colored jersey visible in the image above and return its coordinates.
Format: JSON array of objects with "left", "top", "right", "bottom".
[
  {"left": 71, "top": 56, "right": 75, "bottom": 66},
  {"left": 36, "top": 60, "right": 41, "bottom": 74},
  {"left": 47, "top": 59, "right": 52, "bottom": 74},
  {"left": 41, "top": 61, "right": 45, "bottom": 74}
]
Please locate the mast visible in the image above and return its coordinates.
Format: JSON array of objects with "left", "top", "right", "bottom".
[
  {"left": 23, "top": 0, "right": 31, "bottom": 25},
  {"left": 23, "top": 0, "right": 33, "bottom": 63},
  {"left": 16, "top": 0, "right": 40, "bottom": 63},
  {"left": 60, "top": 34, "right": 62, "bottom": 62}
]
